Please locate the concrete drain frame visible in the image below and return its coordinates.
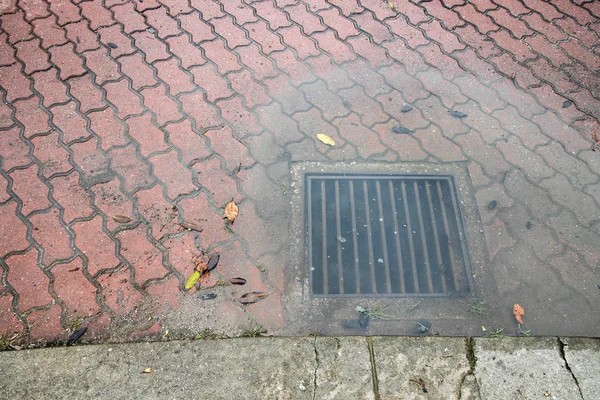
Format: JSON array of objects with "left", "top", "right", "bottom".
[{"left": 285, "top": 162, "right": 499, "bottom": 336}]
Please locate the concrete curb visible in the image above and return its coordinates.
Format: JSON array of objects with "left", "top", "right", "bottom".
[{"left": 0, "top": 336, "right": 597, "bottom": 399}]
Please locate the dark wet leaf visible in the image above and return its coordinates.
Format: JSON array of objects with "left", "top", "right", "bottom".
[
  {"left": 359, "top": 312, "right": 370, "bottom": 327},
  {"left": 392, "top": 126, "right": 413, "bottom": 134},
  {"left": 207, "top": 254, "right": 220, "bottom": 272},
  {"left": 562, "top": 100, "right": 573, "bottom": 109},
  {"left": 487, "top": 200, "right": 497, "bottom": 210},
  {"left": 239, "top": 292, "right": 269, "bottom": 304},
  {"left": 341, "top": 319, "right": 369, "bottom": 329},
  {"left": 525, "top": 221, "right": 532, "bottom": 230},
  {"left": 179, "top": 221, "right": 203, "bottom": 232},
  {"left": 229, "top": 277, "right": 246, "bottom": 285},
  {"left": 112, "top": 215, "right": 131, "bottom": 224},
  {"left": 401, "top": 105, "right": 413, "bottom": 113},
  {"left": 67, "top": 327, "right": 87, "bottom": 346},
  {"left": 414, "top": 319, "right": 432, "bottom": 335},
  {"left": 199, "top": 293, "right": 217, "bottom": 300},
  {"left": 107, "top": 42, "right": 119, "bottom": 49},
  {"left": 449, "top": 110, "right": 468, "bottom": 118}
]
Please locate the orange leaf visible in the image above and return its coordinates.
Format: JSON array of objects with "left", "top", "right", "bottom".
[
  {"left": 194, "top": 254, "right": 209, "bottom": 273},
  {"left": 513, "top": 303, "right": 524, "bottom": 324},
  {"left": 224, "top": 200, "right": 239, "bottom": 223}
]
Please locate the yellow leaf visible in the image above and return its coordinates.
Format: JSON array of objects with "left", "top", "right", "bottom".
[
  {"left": 388, "top": 0, "right": 394, "bottom": 9},
  {"left": 317, "top": 133, "right": 336, "bottom": 147},
  {"left": 141, "top": 368, "right": 153, "bottom": 374},
  {"left": 224, "top": 200, "right": 239, "bottom": 223},
  {"left": 481, "top": 326, "right": 486, "bottom": 332},
  {"left": 185, "top": 270, "right": 201, "bottom": 290}
]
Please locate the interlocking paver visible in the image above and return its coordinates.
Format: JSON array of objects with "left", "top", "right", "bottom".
[
  {"left": 32, "top": 68, "right": 69, "bottom": 107},
  {"left": 279, "top": 25, "right": 320, "bottom": 59},
  {"left": 1, "top": 0, "right": 600, "bottom": 344},
  {"left": 69, "top": 74, "right": 106, "bottom": 112},
  {"left": 113, "top": 2, "right": 148, "bottom": 34},
  {"left": 50, "top": 101, "right": 90, "bottom": 143},
  {"left": 5, "top": 250, "right": 53, "bottom": 312},
  {"left": 211, "top": 15, "right": 251, "bottom": 49}
]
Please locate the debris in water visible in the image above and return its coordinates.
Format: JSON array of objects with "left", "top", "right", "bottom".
[
  {"left": 199, "top": 293, "right": 217, "bottom": 300},
  {"left": 239, "top": 292, "right": 269, "bottom": 304},
  {"left": 316, "top": 133, "right": 336, "bottom": 147},
  {"left": 224, "top": 200, "right": 239, "bottom": 223},
  {"left": 178, "top": 222, "right": 203, "bottom": 232},
  {"left": 67, "top": 327, "right": 87, "bottom": 346},
  {"left": 487, "top": 200, "right": 497, "bottom": 210},
  {"left": 229, "top": 277, "right": 246, "bottom": 285},
  {"left": 401, "top": 105, "right": 413, "bottom": 113},
  {"left": 562, "top": 100, "right": 573, "bottom": 109},
  {"left": 112, "top": 215, "right": 131, "bottom": 224},
  {"left": 414, "top": 319, "right": 432, "bottom": 335},
  {"left": 513, "top": 303, "right": 525, "bottom": 324},
  {"left": 359, "top": 312, "right": 370, "bottom": 328},
  {"left": 449, "top": 110, "right": 468, "bottom": 118},
  {"left": 392, "top": 125, "right": 414, "bottom": 134}
]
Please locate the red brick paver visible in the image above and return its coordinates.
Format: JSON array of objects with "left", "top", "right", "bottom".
[{"left": 1, "top": 0, "right": 599, "bottom": 346}]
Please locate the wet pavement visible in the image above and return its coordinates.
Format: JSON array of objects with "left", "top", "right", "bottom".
[{"left": 0, "top": 0, "right": 599, "bottom": 347}]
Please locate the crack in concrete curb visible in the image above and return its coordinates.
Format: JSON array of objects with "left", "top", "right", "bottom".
[
  {"left": 457, "top": 337, "right": 482, "bottom": 400},
  {"left": 312, "top": 337, "right": 319, "bottom": 400},
  {"left": 366, "top": 337, "right": 381, "bottom": 400},
  {"left": 558, "top": 338, "right": 584, "bottom": 400}
]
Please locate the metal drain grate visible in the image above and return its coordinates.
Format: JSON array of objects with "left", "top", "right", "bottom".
[{"left": 307, "top": 174, "right": 472, "bottom": 297}]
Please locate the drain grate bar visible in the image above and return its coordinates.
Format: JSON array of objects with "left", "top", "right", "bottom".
[{"left": 307, "top": 174, "right": 471, "bottom": 297}]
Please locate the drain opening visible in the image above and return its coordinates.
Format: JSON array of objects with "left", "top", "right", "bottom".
[{"left": 307, "top": 174, "right": 472, "bottom": 297}]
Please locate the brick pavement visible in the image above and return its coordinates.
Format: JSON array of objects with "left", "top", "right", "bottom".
[{"left": 0, "top": 0, "right": 599, "bottom": 346}]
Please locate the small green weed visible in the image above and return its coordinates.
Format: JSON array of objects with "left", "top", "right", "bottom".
[
  {"left": 194, "top": 328, "right": 223, "bottom": 340},
  {"left": 460, "top": 298, "right": 488, "bottom": 317},
  {"left": 358, "top": 304, "right": 394, "bottom": 320},
  {"left": 518, "top": 324, "right": 532, "bottom": 337},
  {"left": 488, "top": 328, "right": 506, "bottom": 338},
  {"left": 242, "top": 321, "right": 265, "bottom": 338}
]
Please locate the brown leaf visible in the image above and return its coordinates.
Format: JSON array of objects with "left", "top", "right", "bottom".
[
  {"left": 207, "top": 254, "right": 220, "bottom": 272},
  {"left": 513, "top": 303, "right": 524, "bottom": 324},
  {"left": 239, "top": 292, "right": 269, "bottom": 305},
  {"left": 178, "top": 221, "right": 203, "bottom": 232},
  {"left": 141, "top": 368, "right": 153, "bottom": 374},
  {"left": 112, "top": 215, "right": 131, "bottom": 224},
  {"left": 410, "top": 378, "right": 428, "bottom": 393},
  {"left": 194, "top": 255, "right": 209, "bottom": 274},
  {"left": 229, "top": 277, "right": 246, "bottom": 285},
  {"left": 224, "top": 200, "right": 239, "bottom": 223},
  {"left": 592, "top": 131, "right": 600, "bottom": 151}
]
